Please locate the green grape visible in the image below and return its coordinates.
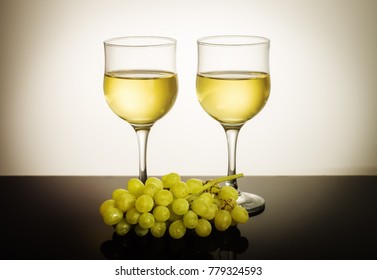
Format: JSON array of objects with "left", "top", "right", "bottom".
[
  {"left": 220, "top": 198, "right": 237, "bottom": 211},
  {"left": 162, "top": 172, "right": 180, "bottom": 188},
  {"left": 150, "top": 221, "right": 167, "bottom": 238},
  {"left": 127, "top": 178, "right": 145, "bottom": 197},
  {"left": 100, "top": 173, "right": 249, "bottom": 239},
  {"left": 231, "top": 205, "right": 249, "bottom": 224},
  {"left": 201, "top": 203, "right": 218, "bottom": 220},
  {"left": 169, "top": 219, "right": 186, "bottom": 239},
  {"left": 195, "top": 219, "right": 212, "bottom": 237},
  {"left": 183, "top": 210, "right": 198, "bottom": 229},
  {"left": 172, "top": 198, "right": 189, "bottom": 215},
  {"left": 154, "top": 189, "right": 173, "bottom": 206},
  {"left": 199, "top": 192, "right": 214, "bottom": 204},
  {"left": 214, "top": 210, "right": 232, "bottom": 231},
  {"left": 218, "top": 186, "right": 239, "bottom": 201},
  {"left": 170, "top": 181, "right": 189, "bottom": 198},
  {"left": 99, "top": 199, "right": 115, "bottom": 215},
  {"left": 208, "top": 184, "right": 221, "bottom": 195},
  {"left": 186, "top": 178, "right": 204, "bottom": 194},
  {"left": 191, "top": 198, "right": 209, "bottom": 217},
  {"left": 115, "top": 218, "right": 132, "bottom": 236},
  {"left": 146, "top": 177, "right": 164, "bottom": 190},
  {"left": 135, "top": 194, "right": 154, "bottom": 213},
  {"left": 135, "top": 224, "right": 149, "bottom": 236},
  {"left": 111, "top": 188, "right": 129, "bottom": 201},
  {"left": 138, "top": 212, "right": 155, "bottom": 229},
  {"left": 143, "top": 182, "right": 158, "bottom": 197},
  {"left": 102, "top": 207, "right": 123, "bottom": 226},
  {"left": 116, "top": 193, "right": 136, "bottom": 212},
  {"left": 125, "top": 207, "right": 141, "bottom": 224},
  {"left": 167, "top": 204, "right": 183, "bottom": 222},
  {"left": 153, "top": 205, "right": 170, "bottom": 222},
  {"left": 213, "top": 197, "right": 222, "bottom": 208}
]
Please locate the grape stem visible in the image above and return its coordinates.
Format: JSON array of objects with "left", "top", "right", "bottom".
[
  {"left": 186, "top": 173, "right": 244, "bottom": 202},
  {"left": 204, "top": 173, "right": 244, "bottom": 187}
]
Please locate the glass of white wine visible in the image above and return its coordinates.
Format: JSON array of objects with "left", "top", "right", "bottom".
[
  {"left": 196, "top": 35, "right": 270, "bottom": 214},
  {"left": 104, "top": 36, "right": 178, "bottom": 183}
]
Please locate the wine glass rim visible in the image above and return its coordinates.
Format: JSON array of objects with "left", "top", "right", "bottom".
[
  {"left": 104, "top": 36, "right": 177, "bottom": 47},
  {"left": 197, "top": 35, "right": 270, "bottom": 46}
]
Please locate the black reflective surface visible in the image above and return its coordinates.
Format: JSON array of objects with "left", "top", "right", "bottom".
[{"left": 0, "top": 176, "right": 376, "bottom": 260}]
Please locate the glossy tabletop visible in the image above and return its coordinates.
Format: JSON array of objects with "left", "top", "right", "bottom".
[{"left": 0, "top": 176, "right": 376, "bottom": 260}]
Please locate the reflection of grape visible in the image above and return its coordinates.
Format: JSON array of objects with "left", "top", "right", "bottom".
[
  {"left": 134, "top": 224, "right": 149, "bottom": 236},
  {"left": 101, "top": 225, "right": 249, "bottom": 260},
  {"left": 99, "top": 172, "right": 250, "bottom": 239}
]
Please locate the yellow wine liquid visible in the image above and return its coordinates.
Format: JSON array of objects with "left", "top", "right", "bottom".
[
  {"left": 196, "top": 71, "right": 270, "bottom": 126},
  {"left": 104, "top": 70, "right": 178, "bottom": 126}
]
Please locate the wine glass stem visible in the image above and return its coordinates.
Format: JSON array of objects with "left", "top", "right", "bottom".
[
  {"left": 224, "top": 127, "right": 241, "bottom": 190},
  {"left": 134, "top": 128, "right": 150, "bottom": 183}
]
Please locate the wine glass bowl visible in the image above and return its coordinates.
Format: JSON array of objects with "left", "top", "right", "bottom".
[
  {"left": 196, "top": 35, "right": 270, "bottom": 214},
  {"left": 103, "top": 36, "right": 178, "bottom": 182},
  {"left": 196, "top": 71, "right": 270, "bottom": 128}
]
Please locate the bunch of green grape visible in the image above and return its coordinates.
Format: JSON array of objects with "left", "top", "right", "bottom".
[{"left": 99, "top": 173, "right": 249, "bottom": 239}]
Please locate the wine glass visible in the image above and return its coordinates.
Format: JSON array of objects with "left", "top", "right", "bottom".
[
  {"left": 196, "top": 35, "right": 270, "bottom": 214},
  {"left": 103, "top": 36, "right": 178, "bottom": 183}
]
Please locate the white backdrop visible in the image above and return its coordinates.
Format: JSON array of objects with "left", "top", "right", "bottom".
[{"left": 1, "top": 0, "right": 376, "bottom": 176}]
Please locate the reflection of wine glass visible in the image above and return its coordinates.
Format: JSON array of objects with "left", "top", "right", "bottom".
[
  {"left": 196, "top": 35, "right": 270, "bottom": 214},
  {"left": 104, "top": 37, "right": 178, "bottom": 182}
]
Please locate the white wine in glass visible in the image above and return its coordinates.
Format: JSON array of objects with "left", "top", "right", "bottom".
[
  {"left": 196, "top": 36, "right": 270, "bottom": 214},
  {"left": 104, "top": 37, "right": 178, "bottom": 182}
]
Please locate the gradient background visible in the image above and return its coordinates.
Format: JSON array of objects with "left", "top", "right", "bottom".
[{"left": 0, "top": 0, "right": 376, "bottom": 176}]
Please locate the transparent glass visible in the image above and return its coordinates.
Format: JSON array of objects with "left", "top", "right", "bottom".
[
  {"left": 104, "top": 36, "right": 178, "bottom": 182},
  {"left": 196, "top": 35, "right": 270, "bottom": 214}
]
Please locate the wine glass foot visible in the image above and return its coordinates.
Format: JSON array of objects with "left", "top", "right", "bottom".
[{"left": 237, "top": 192, "right": 265, "bottom": 216}]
